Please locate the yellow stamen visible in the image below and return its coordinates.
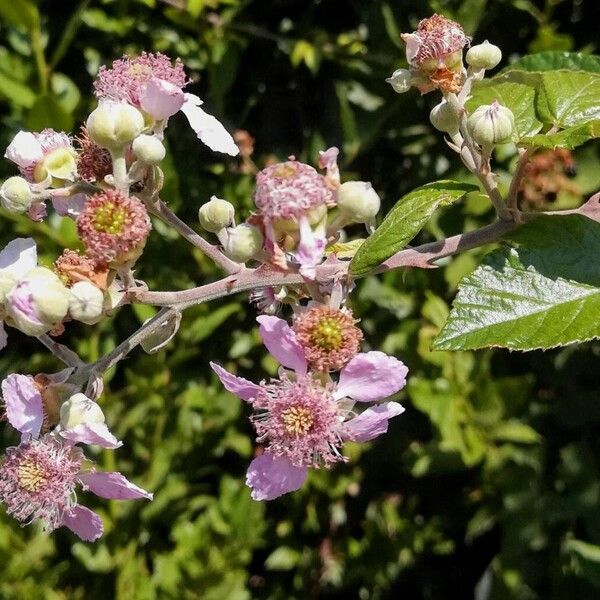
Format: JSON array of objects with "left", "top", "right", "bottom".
[
  {"left": 92, "top": 202, "right": 127, "bottom": 234},
  {"left": 17, "top": 459, "right": 46, "bottom": 492},
  {"left": 281, "top": 406, "right": 314, "bottom": 435},
  {"left": 309, "top": 318, "right": 343, "bottom": 351}
]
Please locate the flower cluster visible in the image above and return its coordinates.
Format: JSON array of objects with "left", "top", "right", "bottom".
[
  {"left": 211, "top": 304, "right": 408, "bottom": 500},
  {"left": 0, "top": 373, "right": 151, "bottom": 540}
]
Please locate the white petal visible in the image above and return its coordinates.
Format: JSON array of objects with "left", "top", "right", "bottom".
[
  {"left": 4, "top": 131, "right": 43, "bottom": 170},
  {"left": 0, "top": 238, "right": 37, "bottom": 278}
]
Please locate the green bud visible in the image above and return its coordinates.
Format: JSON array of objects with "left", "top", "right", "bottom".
[
  {"left": 385, "top": 68, "right": 412, "bottom": 94},
  {"left": 86, "top": 102, "right": 145, "bottom": 150},
  {"left": 337, "top": 181, "right": 381, "bottom": 222},
  {"left": 0, "top": 176, "right": 33, "bottom": 213},
  {"left": 132, "top": 134, "right": 166, "bottom": 164},
  {"left": 198, "top": 196, "right": 235, "bottom": 232},
  {"left": 222, "top": 224, "right": 263, "bottom": 263},
  {"left": 466, "top": 41, "right": 502, "bottom": 70},
  {"left": 60, "top": 393, "right": 105, "bottom": 429},
  {"left": 68, "top": 281, "right": 105, "bottom": 324},
  {"left": 429, "top": 100, "right": 460, "bottom": 135},
  {"left": 467, "top": 102, "right": 515, "bottom": 148}
]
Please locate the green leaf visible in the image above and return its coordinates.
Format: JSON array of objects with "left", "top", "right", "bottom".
[
  {"left": 349, "top": 181, "right": 478, "bottom": 277},
  {"left": 0, "top": 0, "right": 39, "bottom": 30},
  {"left": 492, "top": 421, "right": 540, "bottom": 444},
  {"left": 433, "top": 215, "right": 600, "bottom": 351},
  {"left": 0, "top": 71, "right": 35, "bottom": 108},
  {"left": 26, "top": 94, "right": 73, "bottom": 131},
  {"left": 502, "top": 51, "right": 600, "bottom": 74},
  {"left": 565, "top": 539, "right": 600, "bottom": 587},
  {"left": 467, "top": 81, "right": 542, "bottom": 138},
  {"left": 535, "top": 71, "right": 600, "bottom": 127},
  {"left": 325, "top": 238, "right": 364, "bottom": 259},
  {"left": 521, "top": 120, "right": 600, "bottom": 150}
]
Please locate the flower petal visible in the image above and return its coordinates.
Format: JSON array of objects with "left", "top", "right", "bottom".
[
  {"left": 61, "top": 505, "right": 104, "bottom": 542},
  {"left": 1, "top": 373, "right": 43, "bottom": 437},
  {"left": 210, "top": 362, "right": 261, "bottom": 401},
  {"left": 140, "top": 77, "right": 185, "bottom": 120},
  {"left": 4, "top": 131, "right": 43, "bottom": 170},
  {"left": 180, "top": 94, "right": 239, "bottom": 156},
  {"left": 256, "top": 315, "right": 307, "bottom": 374},
  {"left": 0, "top": 237, "right": 37, "bottom": 278},
  {"left": 81, "top": 471, "right": 153, "bottom": 500},
  {"left": 344, "top": 401, "right": 405, "bottom": 442},
  {"left": 61, "top": 423, "right": 123, "bottom": 449},
  {"left": 335, "top": 351, "right": 408, "bottom": 402},
  {"left": 295, "top": 215, "right": 326, "bottom": 280},
  {"left": 246, "top": 452, "right": 307, "bottom": 501}
]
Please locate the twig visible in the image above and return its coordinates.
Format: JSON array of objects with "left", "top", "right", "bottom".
[
  {"left": 147, "top": 199, "right": 242, "bottom": 274},
  {"left": 37, "top": 335, "right": 84, "bottom": 368}
]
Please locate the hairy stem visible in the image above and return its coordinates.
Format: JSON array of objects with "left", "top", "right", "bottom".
[{"left": 37, "top": 335, "right": 84, "bottom": 368}]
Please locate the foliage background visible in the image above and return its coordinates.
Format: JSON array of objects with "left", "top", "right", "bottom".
[{"left": 1, "top": 0, "right": 600, "bottom": 598}]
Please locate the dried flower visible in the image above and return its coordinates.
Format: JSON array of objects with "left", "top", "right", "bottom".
[{"left": 75, "top": 127, "right": 112, "bottom": 183}]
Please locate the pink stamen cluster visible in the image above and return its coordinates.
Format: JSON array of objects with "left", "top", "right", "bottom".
[
  {"left": 252, "top": 375, "right": 344, "bottom": 468},
  {"left": 93, "top": 52, "right": 187, "bottom": 107},
  {"left": 76, "top": 190, "right": 151, "bottom": 263},
  {"left": 254, "top": 160, "right": 335, "bottom": 219},
  {"left": 293, "top": 306, "right": 363, "bottom": 371},
  {"left": 408, "top": 14, "right": 468, "bottom": 66},
  {"left": 53, "top": 249, "right": 109, "bottom": 289},
  {"left": 0, "top": 436, "right": 82, "bottom": 531},
  {"left": 75, "top": 127, "right": 112, "bottom": 183}
]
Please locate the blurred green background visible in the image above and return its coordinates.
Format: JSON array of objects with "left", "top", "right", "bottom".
[{"left": 1, "top": 0, "right": 600, "bottom": 598}]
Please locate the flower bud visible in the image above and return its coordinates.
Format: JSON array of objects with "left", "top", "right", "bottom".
[
  {"left": 429, "top": 100, "right": 460, "bottom": 135},
  {"left": 0, "top": 272, "right": 16, "bottom": 303},
  {"left": 385, "top": 68, "right": 412, "bottom": 94},
  {"left": 198, "top": 196, "right": 235, "bottom": 233},
  {"left": 132, "top": 134, "right": 166, "bottom": 164},
  {"left": 466, "top": 41, "right": 502, "bottom": 70},
  {"left": 0, "top": 176, "right": 33, "bottom": 213},
  {"left": 86, "top": 102, "right": 145, "bottom": 150},
  {"left": 221, "top": 224, "right": 263, "bottom": 263},
  {"left": 60, "top": 393, "right": 105, "bottom": 429},
  {"left": 68, "top": 281, "right": 105, "bottom": 324},
  {"left": 336, "top": 181, "right": 381, "bottom": 222},
  {"left": 33, "top": 147, "right": 78, "bottom": 185},
  {"left": 467, "top": 102, "right": 515, "bottom": 149},
  {"left": 5, "top": 267, "right": 70, "bottom": 336}
]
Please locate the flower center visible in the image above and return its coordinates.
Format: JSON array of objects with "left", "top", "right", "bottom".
[
  {"left": 17, "top": 459, "right": 46, "bottom": 493},
  {"left": 92, "top": 202, "right": 127, "bottom": 234},
  {"left": 309, "top": 318, "right": 343, "bottom": 351},
  {"left": 128, "top": 64, "right": 153, "bottom": 80},
  {"left": 273, "top": 163, "right": 297, "bottom": 179},
  {"left": 281, "top": 406, "right": 314, "bottom": 436}
]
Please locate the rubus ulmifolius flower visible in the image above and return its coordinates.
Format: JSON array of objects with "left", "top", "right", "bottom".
[{"left": 211, "top": 314, "right": 408, "bottom": 500}]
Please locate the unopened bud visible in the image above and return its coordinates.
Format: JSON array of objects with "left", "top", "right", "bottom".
[
  {"left": 429, "top": 100, "right": 460, "bottom": 135},
  {"left": 467, "top": 102, "right": 515, "bottom": 149},
  {"left": 199, "top": 196, "right": 235, "bottom": 232},
  {"left": 132, "top": 134, "right": 166, "bottom": 164},
  {"left": 68, "top": 281, "right": 105, "bottom": 324},
  {"left": 0, "top": 176, "right": 33, "bottom": 213},
  {"left": 60, "top": 393, "right": 105, "bottom": 429},
  {"left": 86, "top": 102, "right": 145, "bottom": 150},
  {"left": 466, "top": 41, "right": 502, "bottom": 70},
  {"left": 386, "top": 68, "right": 412, "bottom": 94},
  {"left": 221, "top": 224, "right": 263, "bottom": 263},
  {"left": 337, "top": 181, "right": 381, "bottom": 222},
  {"left": 5, "top": 267, "right": 70, "bottom": 336}
]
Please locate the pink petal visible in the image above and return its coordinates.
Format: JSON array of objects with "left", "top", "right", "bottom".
[
  {"left": 61, "top": 505, "right": 104, "bottom": 541},
  {"left": 61, "top": 423, "right": 123, "bottom": 449},
  {"left": 335, "top": 351, "right": 408, "bottom": 402},
  {"left": 81, "top": 471, "right": 153, "bottom": 500},
  {"left": 256, "top": 315, "right": 307, "bottom": 374},
  {"left": 402, "top": 33, "right": 421, "bottom": 65},
  {"left": 0, "top": 237, "right": 37, "bottom": 278},
  {"left": 344, "top": 401, "right": 405, "bottom": 442},
  {"left": 318, "top": 146, "right": 340, "bottom": 184},
  {"left": 295, "top": 216, "right": 325, "bottom": 280},
  {"left": 0, "top": 322, "right": 7, "bottom": 350},
  {"left": 246, "top": 452, "right": 307, "bottom": 501},
  {"left": 1, "top": 373, "right": 43, "bottom": 436},
  {"left": 51, "top": 192, "right": 87, "bottom": 218},
  {"left": 4, "top": 131, "right": 43, "bottom": 170},
  {"left": 27, "top": 203, "right": 47, "bottom": 222},
  {"left": 180, "top": 94, "right": 239, "bottom": 156},
  {"left": 139, "top": 77, "right": 185, "bottom": 120},
  {"left": 210, "top": 362, "right": 261, "bottom": 401}
]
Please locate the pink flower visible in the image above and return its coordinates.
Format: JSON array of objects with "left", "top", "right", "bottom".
[
  {"left": 0, "top": 374, "right": 151, "bottom": 541},
  {"left": 94, "top": 52, "right": 239, "bottom": 155},
  {"left": 210, "top": 315, "right": 408, "bottom": 500},
  {"left": 76, "top": 190, "right": 151, "bottom": 265}
]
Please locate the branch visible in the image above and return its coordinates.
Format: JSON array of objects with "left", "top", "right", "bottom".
[
  {"left": 147, "top": 199, "right": 242, "bottom": 274},
  {"left": 37, "top": 335, "right": 84, "bottom": 368}
]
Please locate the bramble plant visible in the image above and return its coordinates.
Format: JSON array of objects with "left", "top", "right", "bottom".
[{"left": 1, "top": 12, "right": 600, "bottom": 543}]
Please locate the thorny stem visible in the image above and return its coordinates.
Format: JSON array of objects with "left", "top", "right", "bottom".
[
  {"left": 37, "top": 335, "right": 84, "bottom": 368},
  {"left": 146, "top": 199, "right": 242, "bottom": 275}
]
